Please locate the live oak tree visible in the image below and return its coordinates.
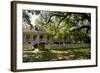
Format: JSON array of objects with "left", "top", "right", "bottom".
[{"left": 23, "top": 10, "right": 91, "bottom": 43}]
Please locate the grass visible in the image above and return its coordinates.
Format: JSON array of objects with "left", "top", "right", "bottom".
[{"left": 23, "top": 47, "right": 91, "bottom": 62}]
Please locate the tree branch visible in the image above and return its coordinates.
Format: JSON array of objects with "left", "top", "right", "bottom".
[{"left": 70, "top": 25, "right": 91, "bottom": 32}]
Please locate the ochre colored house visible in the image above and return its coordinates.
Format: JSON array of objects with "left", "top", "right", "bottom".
[{"left": 23, "top": 26, "right": 48, "bottom": 50}]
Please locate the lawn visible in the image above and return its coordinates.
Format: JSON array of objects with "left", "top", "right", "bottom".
[{"left": 23, "top": 48, "right": 91, "bottom": 62}]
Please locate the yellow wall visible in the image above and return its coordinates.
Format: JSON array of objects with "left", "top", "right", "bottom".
[{"left": 24, "top": 34, "right": 48, "bottom": 41}]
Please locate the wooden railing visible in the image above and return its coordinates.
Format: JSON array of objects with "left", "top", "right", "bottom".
[{"left": 45, "top": 43, "right": 90, "bottom": 49}]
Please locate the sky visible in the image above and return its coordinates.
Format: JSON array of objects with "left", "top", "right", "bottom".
[{"left": 29, "top": 13, "right": 39, "bottom": 26}]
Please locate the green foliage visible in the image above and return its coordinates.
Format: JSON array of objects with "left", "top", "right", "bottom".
[
  {"left": 23, "top": 10, "right": 91, "bottom": 43},
  {"left": 35, "top": 11, "right": 90, "bottom": 43}
]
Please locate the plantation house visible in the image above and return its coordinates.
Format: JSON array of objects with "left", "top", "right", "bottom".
[{"left": 23, "top": 25, "right": 90, "bottom": 51}]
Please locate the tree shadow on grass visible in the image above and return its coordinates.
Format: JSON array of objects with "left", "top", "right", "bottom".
[{"left": 23, "top": 48, "right": 91, "bottom": 62}]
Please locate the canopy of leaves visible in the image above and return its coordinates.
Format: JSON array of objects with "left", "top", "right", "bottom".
[{"left": 23, "top": 10, "right": 91, "bottom": 43}]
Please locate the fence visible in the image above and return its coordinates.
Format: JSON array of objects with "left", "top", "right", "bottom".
[{"left": 45, "top": 43, "right": 90, "bottom": 49}]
